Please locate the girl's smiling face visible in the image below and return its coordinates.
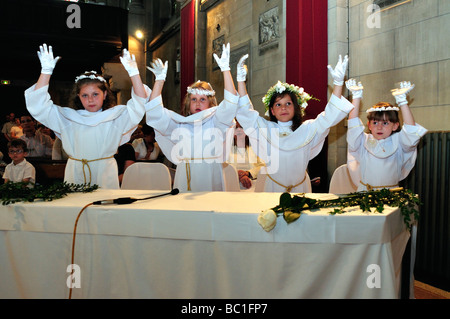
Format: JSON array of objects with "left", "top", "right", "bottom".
[
  {"left": 78, "top": 83, "right": 107, "bottom": 112},
  {"left": 270, "top": 95, "right": 295, "bottom": 122}
]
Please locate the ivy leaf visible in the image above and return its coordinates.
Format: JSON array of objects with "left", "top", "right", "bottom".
[
  {"left": 279, "top": 192, "right": 292, "bottom": 208},
  {"left": 376, "top": 203, "right": 384, "bottom": 213},
  {"left": 1, "top": 182, "right": 98, "bottom": 205},
  {"left": 330, "top": 208, "right": 345, "bottom": 215},
  {"left": 283, "top": 211, "right": 301, "bottom": 224},
  {"left": 266, "top": 188, "right": 422, "bottom": 232}
]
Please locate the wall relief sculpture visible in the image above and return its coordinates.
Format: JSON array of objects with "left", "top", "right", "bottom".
[{"left": 259, "top": 6, "right": 280, "bottom": 54}]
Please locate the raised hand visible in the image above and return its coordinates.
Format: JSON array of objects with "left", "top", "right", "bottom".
[
  {"left": 37, "top": 44, "right": 61, "bottom": 75},
  {"left": 236, "top": 54, "right": 248, "bottom": 82},
  {"left": 391, "top": 81, "right": 415, "bottom": 106},
  {"left": 327, "top": 55, "right": 349, "bottom": 86},
  {"left": 147, "top": 58, "right": 168, "bottom": 81},
  {"left": 213, "top": 43, "right": 231, "bottom": 72},
  {"left": 120, "top": 48, "right": 139, "bottom": 77},
  {"left": 345, "top": 79, "right": 364, "bottom": 99}
]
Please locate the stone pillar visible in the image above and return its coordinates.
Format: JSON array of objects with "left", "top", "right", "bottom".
[
  {"left": 129, "top": 0, "right": 146, "bottom": 74},
  {"left": 327, "top": 0, "right": 349, "bottom": 184}
]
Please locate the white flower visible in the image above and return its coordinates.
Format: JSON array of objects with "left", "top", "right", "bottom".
[
  {"left": 187, "top": 87, "right": 215, "bottom": 96},
  {"left": 262, "top": 81, "right": 315, "bottom": 113},
  {"left": 366, "top": 105, "right": 400, "bottom": 113},
  {"left": 75, "top": 73, "right": 106, "bottom": 83},
  {"left": 275, "top": 81, "right": 286, "bottom": 94},
  {"left": 257, "top": 209, "right": 278, "bottom": 232}
]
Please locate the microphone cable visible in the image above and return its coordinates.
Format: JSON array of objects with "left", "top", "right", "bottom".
[
  {"left": 69, "top": 201, "right": 93, "bottom": 299},
  {"left": 92, "top": 188, "right": 180, "bottom": 205},
  {"left": 68, "top": 188, "right": 179, "bottom": 299}
]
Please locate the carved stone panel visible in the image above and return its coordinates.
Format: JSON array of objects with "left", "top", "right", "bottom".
[
  {"left": 259, "top": 6, "right": 280, "bottom": 54},
  {"left": 212, "top": 35, "right": 225, "bottom": 71},
  {"left": 230, "top": 42, "right": 251, "bottom": 95}
]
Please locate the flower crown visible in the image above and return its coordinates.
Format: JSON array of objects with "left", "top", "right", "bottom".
[
  {"left": 366, "top": 105, "right": 399, "bottom": 113},
  {"left": 75, "top": 71, "right": 106, "bottom": 83},
  {"left": 187, "top": 81, "right": 215, "bottom": 96},
  {"left": 262, "top": 81, "right": 314, "bottom": 116}
]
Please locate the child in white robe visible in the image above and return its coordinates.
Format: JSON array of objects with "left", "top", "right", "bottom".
[
  {"left": 145, "top": 44, "right": 239, "bottom": 192},
  {"left": 131, "top": 125, "right": 161, "bottom": 161},
  {"left": 24, "top": 44, "right": 150, "bottom": 189},
  {"left": 236, "top": 55, "right": 354, "bottom": 193},
  {"left": 345, "top": 79, "right": 427, "bottom": 191},
  {"left": 226, "top": 119, "right": 264, "bottom": 190}
]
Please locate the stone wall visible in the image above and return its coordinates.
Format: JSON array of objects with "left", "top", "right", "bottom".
[
  {"left": 200, "top": 0, "right": 286, "bottom": 114},
  {"left": 327, "top": 0, "right": 450, "bottom": 180},
  {"left": 327, "top": 0, "right": 351, "bottom": 180}
]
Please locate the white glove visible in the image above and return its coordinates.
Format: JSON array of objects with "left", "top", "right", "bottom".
[
  {"left": 391, "top": 81, "right": 414, "bottom": 106},
  {"left": 345, "top": 79, "right": 364, "bottom": 99},
  {"left": 236, "top": 54, "right": 248, "bottom": 82},
  {"left": 120, "top": 48, "right": 139, "bottom": 77},
  {"left": 147, "top": 58, "right": 168, "bottom": 81},
  {"left": 327, "top": 55, "right": 349, "bottom": 86},
  {"left": 213, "top": 43, "right": 230, "bottom": 72},
  {"left": 37, "top": 44, "right": 61, "bottom": 75}
]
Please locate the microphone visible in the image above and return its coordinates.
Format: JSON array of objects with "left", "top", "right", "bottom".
[
  {"left": 93, "top": 197, "right": 137, "bottom": 205},
  {"left": 93, "top": 188, "right": 179, "bottom": 205},
  {"left": 136, "top": 188, "right": 179, "bottom": 201}
]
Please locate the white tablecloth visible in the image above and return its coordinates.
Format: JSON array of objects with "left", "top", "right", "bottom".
[{"left": 0, "top": 189, "right": 410, "bottom": 299}]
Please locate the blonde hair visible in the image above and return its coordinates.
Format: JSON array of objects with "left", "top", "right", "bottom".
[{"left": 182, "top": 81, "right": 217, "bottom": 116}]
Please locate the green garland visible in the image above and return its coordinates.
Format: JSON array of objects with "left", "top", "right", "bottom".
[
  {"left": 0, "top": 182, "right": 99, "bottom": 205},
  {"left": 269, "top": 188, "right": 421, "bottom": 231}
]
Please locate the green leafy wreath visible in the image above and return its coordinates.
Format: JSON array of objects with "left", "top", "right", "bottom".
[
  {"left": 259, "top": 188, "right": 421, "bottom": 232},
  {"left": 0, "top": 182, "right": 99, "bottom": 205}
]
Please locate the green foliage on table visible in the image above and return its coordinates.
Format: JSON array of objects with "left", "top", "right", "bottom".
[
  {"left": 270, "top": 188, "right": 421, "bottom": 231},
  {"left": 0, "top": 182, "right": 99, "bottom": 205}
]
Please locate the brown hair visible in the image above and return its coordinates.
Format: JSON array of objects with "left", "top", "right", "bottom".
[
  {"left": 182, "top": 81, "right": 217, "bottom": 116},
  {"left": 69, "top": 72, "right": 116, "bottom": 110},
  {"left": 367, "top": 102, "right": 401, "bottom": 133},
  {"left": 8, "top": 138, "right": 28, "bottom": 153},
  {"left": 268, "top": 91, "right": 303, "bottom": 131}
]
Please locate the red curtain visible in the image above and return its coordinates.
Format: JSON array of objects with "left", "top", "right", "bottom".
[
  {"left": 286, "top": 0, "right": 328, "bottom": 120},
  {"left": 286, "top": 0, "right": 329, "bottom": 192},
  {"left": 180, "top": 0, "right": 195, "bottom": 113}
]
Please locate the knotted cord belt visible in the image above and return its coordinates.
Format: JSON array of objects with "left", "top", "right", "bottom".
[
  {"left": 181, "top": 156, "right": 219, "bottom": 191},
  {"left": 266, "top": 173, "right": 307, "bottom": 193},
  {"left": 69, "top": 155, "right": 114, "bottom": 185},
  {"left": 360, "top": 181, "right": 399, "bottom": 191}
]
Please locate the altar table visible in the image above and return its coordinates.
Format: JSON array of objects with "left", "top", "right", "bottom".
[{"left": 0, "top": 189, "right": 411, "bottom": 299}]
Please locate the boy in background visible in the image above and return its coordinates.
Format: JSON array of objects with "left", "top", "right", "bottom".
[{"left": 2, "top": 139, "right": 36, "bottom": 184}]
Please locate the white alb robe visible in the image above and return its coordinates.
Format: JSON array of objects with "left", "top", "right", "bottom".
[
  {"left": 24, "top": 84, "right": 150, "bottom": 189},
  {"left": 346, "top": 117, "right": 427, "bottom": 191},
  {"left": 236, "top": 94, "right": 354, "bottom": 193},
  {"left": 145, "top": 90, "right": 239, "bottom": 192},
  {"left": 132, "top": 138, "right": 161, "bottom": 160}
]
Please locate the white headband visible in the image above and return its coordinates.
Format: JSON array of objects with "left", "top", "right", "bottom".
[
  {"left": 187, "top": 87, "right": 215, "bottom": 96},
  {"left": 366, "top": 105, "right": 399, "bottom": 113},
  {"left": 75, "top": 71, "right": 106, "bottom": 83},
  {"left": 187, "top": 81, "right": 215, "bottom": 96}
]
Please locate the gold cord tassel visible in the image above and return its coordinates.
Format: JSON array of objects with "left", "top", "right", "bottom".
[{"left": 69, "top": 155, "right": 114, "bottom": 185}]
